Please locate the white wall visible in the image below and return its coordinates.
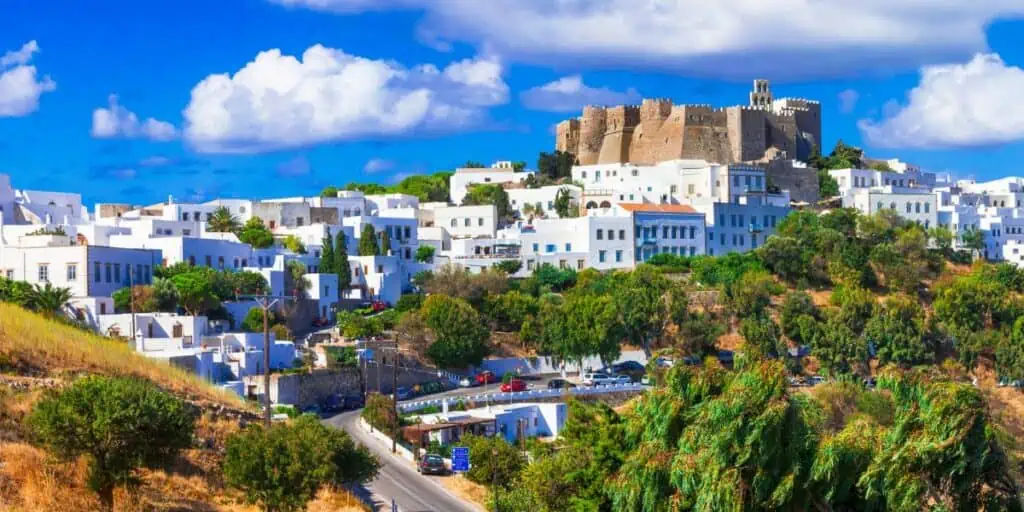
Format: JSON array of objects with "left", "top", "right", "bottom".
[{"left": 431, "top": 204, "right": 497, "bottom": 238}]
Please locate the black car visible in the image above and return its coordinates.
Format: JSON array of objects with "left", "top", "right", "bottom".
[
  {"left": 418, "top": 454, "right": 448, "bottom": 475},
  {"left": 322, "top": 394, "right": 344, "bottom": 413},
  {"left": 547, "top": 378, "right": 576, "bottom": 389}
]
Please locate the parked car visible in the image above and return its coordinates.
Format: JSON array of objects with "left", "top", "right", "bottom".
[
  {"left": 459, "top": 376, "right": 474, "bottom": 388},
  {"left": 418, "top": 454, "right": 448, "bottom": 475},
  {"left": 583, "top": 372, "right": 628, "bottom": 386},
  {"left": 609, "top": 361, "right": 646, "bottom": 382},
  {"left": 343, "top": 394, "right": 365, "bottom": 410},
  {"left": 547, "top": 378, "right": 576, "bottom": 389},
  {"left": 654, "top": 357, "right": 674, "bottom": 368},
  {"left": 475, "top": 371, "right": 499, "bottom": 386},
  {"left": 500, "top": 378, "right": 526, "bottom": 392},
  {"left": 808, "top": 375, "right": 826, "bottom": 386},
  {"left": 371, "top": 300, "right": 388, "bottom": 313},
  {"left": 391, "top": 387, "right": 413, "bottom": 401}
]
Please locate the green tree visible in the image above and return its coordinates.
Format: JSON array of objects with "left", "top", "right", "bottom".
[
  {"left": 541, "top": 292, "right": 623, "bottom": 368},
  {"left": 780, "top": 291, "right": 818, "bottom": 343},
  {"left": 553, "top": 187, "right": 574, "bottom": 217},
  {"left": 151, "top": 277, "right": 179, "bottom": 311},
  {"left": 818, "top": 169, "right": 840, "bottom": 197},
  {"left": 961, "top": 226, "right": 986, "bottom": 260},
  {"left": 454, "top": 434, "right": 526, "bottom": 489},
  {"left": 462, "top": 183, "right": 511, "bottom": 221},
  {"left": 729, "top": 270, "right": 778, "bottom": 318},
  {"left": 28, "top": 376, "right": 195, "bottom": 510},
  {"left": 335, "top": 231, "right": 351, "bottom": 292},
  {"left": 484, "top": 291, "right": 538, "bottom": 332},
  {"left": 361, "top": 393, "right": 398, "bottom": 433},
  {"left": 869, "top": 161, "right": 893, "bottom": 172},
  {"left": 421, "top": 295, "right": 491, "bottom": 368},
  {"left": 285, "top": 260, "right": 309, "bottom": 298},
  {"left": 319, "top": 229, "right": 336, "bottom": 273},
  {"left": 996, "top": 318, "right": 1024, "bottom": 382},
  {"left": 740, "top": 315, "right": 785, "bottom": 359},
  {"left": 29, "top": 282, "right": 72, "bottom": 316},
  {"left": 676, "top": 311, "right": 725, "bottom": 359},
  {"left": 171, "top": 271, "right": 219, "bottom": 316},
  {"left": 395, "top": 293, "right": 424, "bottom": 312},
  {"left": 282, "top": 234, "right": 306, "bottom": 254},
  {"left": 612, "top": 266, "right": 670, "bottom": 358},
  {"left": 537, "top": 150, "right": 576, "bottom": 180},
  {"left": 380, "top": 229, "right": 392, "bottom": 256},
  {"left": 237, "top": 217, "right": 274, "bottom": 249},
  {"left": 831, "top": 284, "right": 876, "bottom": 334},
  {"left": 864, "top": 295, "right": 934, "bottom": 366},
  {"left": 358, "top": 224, "right": 379, "bottom": 256},
  {"left": 415, "top": 245, "right": 435, "bottom": 263},
  {"left": 928, "top": 226, "right": 954, "bottom": 254},
  {"left": 511, "top": 161, "right": 527, "bottom": 172},
  {"left": 207, "top": 206, "right": 241, "bottom": 233},
  {"left": 223, "top": 415, "right": 379, "bottom": 512},
  {"left": 241, "top": 307, "right": 276, "bottom": 333},
  {"left": 463, "top": 160, "right": 485, "bottom": 168},
  {"left": 494, "top": 259, "right": 522, "bottom": 274},
  {"left": 319, "top": 185, "right": 339, "bottom": 197},
  {"left": 870, "top": 227, "right": 931, "bottom": 293},
  {"left": 810, "top": 317, "right": 869, "bottom": 376}
]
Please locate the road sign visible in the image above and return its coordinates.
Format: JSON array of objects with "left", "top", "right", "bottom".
[{"left": 451, "top": 446, "right": 470, "bottom": 472}]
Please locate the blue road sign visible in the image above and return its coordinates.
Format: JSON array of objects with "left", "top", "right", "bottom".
[{"left": 451, "top": 447, "right": 470, "bottom": 472}]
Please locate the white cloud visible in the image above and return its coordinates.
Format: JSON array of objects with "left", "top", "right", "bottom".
[
  {"left": 364, "top": 158, "right": 394, "bottom": 173},
  {"left": 271, "top": 0, "right": 1024, "bottom": 78},
  {"left": 183, "top": 44, "right": 508, "bottom": 154},
  {"left": 0, "top": 40, "right": 56, "bottom": 117},
  {"left": 858, "top": 53, "right": 1024, "bottom": 149},
  {"left": 521, "top": 75, "right": 640, "bottom": 112},
  {"left": 837, "top": 89, "right": 859, "bottom": 114},
  {"left": 91, "top": 95, "right": 178, "bottom": 141}
]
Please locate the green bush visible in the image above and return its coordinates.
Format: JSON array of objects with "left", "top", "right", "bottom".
[
  {"left": 454, "top": 434, "right": 526, "bottom": 488},
  {"left": 223, "top": 415, "right": 379, "bottom": 512},
  {"left": 28, "top": 376, "right": 195, "bottom": 509}
]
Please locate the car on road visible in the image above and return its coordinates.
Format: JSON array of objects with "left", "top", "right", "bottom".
[
  {"left": 323, "top": 394, "right": 345, "bottom": 413},
  {"left": 371, "top": 300, "right": 388, "bottom": 313},
  {"left": 458, "top": 376, "right": 474, "bottom": 387},
  {"left": 391, "top": 387, "right": 413, "bottom": 401},
  {"left": 547, "top": 378, "right": 576, "bottom": 389},
  {"left": 608, "top": 361, "right": 646, "bottom": 382},
  {"left": 475, "top": 371, "right": 499, "bottom": 386},
  {"left": 418, "top": 454, "right": 448, "bottom": 475},
  {"left": 582, "top": 372, "right": 631, "bottom": 386},
  {"left": 500, "top": 378, "right": 526, "bottom": 392}
]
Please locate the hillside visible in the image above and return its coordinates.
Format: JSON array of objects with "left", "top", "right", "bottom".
[{"left": 0, "top": 304, "right": 367, "bottom": 511}]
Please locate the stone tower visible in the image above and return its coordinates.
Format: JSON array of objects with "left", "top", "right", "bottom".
[{"left": 750, "top": 79, "right": 773, "bottom": 109}]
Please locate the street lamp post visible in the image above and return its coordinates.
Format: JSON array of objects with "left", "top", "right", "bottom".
[{"left": 491, "top": 447, "right": 499, "bottom": 512}]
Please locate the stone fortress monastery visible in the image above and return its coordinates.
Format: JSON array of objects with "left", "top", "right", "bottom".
[{"left": 556, "top": 80, "right": 822, "bottom": 166}]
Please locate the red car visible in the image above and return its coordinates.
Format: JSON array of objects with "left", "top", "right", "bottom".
[
  {"left": 475, "top": 371, "right": 499, "bottom": 386},
  {"left": 500, "top": 378, "right": 526, "bottom": 392},
  {"left": 371, "top": 301, "right": 388, "bottom": 312}
]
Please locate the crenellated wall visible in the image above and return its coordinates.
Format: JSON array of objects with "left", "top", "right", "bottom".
[{"left": 555, "top": 82, "right": 821, "bottom": 166}]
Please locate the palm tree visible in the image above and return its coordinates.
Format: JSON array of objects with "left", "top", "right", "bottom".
[
  {"left": 31, "top": 283, "right": 72, "bottom": 316},
  {"left": 960, "top": 227, "right": 985, "bottom": 261},
  {"left": 286, "top": 260, "right": 310, "bottom": 299},
  {"left": 207, "top": 206, "right": 240, "bottom": 233}
]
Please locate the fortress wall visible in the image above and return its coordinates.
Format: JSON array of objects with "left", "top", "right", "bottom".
[
  {"left": 766, "top": 113, "right": 799, "bottom": 159},
  {"left": 555, "top": 119, "right": 580, "bottom": 155},
  {"left": 578, "top": 106, "right": 608, "bottom": 165}
]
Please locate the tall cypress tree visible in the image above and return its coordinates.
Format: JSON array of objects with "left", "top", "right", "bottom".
[
  {"left": 381, "top": 230, "right": 392, "bottom": 256},
  {"left": 336, "top": 231, "right": 352, "bottom": 295},
  {"left": 358, "top": 224, "right": 379, "bottom": 256},
  {"left": 319, "top": 228, "right": 335, "bottom": 274}
]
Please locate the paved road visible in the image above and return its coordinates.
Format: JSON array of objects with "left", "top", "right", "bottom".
[
  {"left": 403, "top": 374, "right": 571, "bottom": 403},
  {"left": 324, "top": 410, "right": 481, "bottom": 512}
]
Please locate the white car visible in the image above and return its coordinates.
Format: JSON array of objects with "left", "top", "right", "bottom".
[
  {"left": 459, "top": 377, "right": 473, "bottom": 388},
  {"left": 582, "top": 372, "right": 631, "bottom": 386}
]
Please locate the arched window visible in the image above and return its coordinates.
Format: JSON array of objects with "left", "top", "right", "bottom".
[
  {"left": 890, "top": 202, "right": 896, "bottom": 210},
  {"left": 599, "top": 201, "right": 612, "bottom": 209},
  {"left": 585, "top": 201, "right": 597, "bottom": 209}
]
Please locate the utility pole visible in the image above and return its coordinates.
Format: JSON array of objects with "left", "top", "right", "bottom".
[
  {"left": 237, "top": 290, "right": 295, "bottom": 428},
  {"left": 381, "top": 346, "right": 407, "bottom": 454},
  {"left": 128, "top": 270, "right": 136, "bottom": 351},
  {"left": 492, "top": 447, "right": 500, "bottom": 512}
]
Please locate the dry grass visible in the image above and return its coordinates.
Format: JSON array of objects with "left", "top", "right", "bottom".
[
  {"left": 0, "top": 442, "right": 100, "bottom": 511},
  {"left": 436, "top": 474, "right": 488, "bottom": 511},
  {"left": 0, "top": 303, "right": 246, "bottom": 410}
]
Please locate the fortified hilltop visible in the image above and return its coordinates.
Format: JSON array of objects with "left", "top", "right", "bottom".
[{"left": 556, "top": 80, "right": 821, "bottom": 166}]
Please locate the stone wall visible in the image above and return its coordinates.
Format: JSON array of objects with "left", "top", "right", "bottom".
[
  {"left": 555, "top": 84, "right": 820, "bottom": 166},
  {"left": 763, "top": 159, "right": 820, "bottom": 204},
  {"left": 245, "top": 364, "right": 448, "bottom": 408}
]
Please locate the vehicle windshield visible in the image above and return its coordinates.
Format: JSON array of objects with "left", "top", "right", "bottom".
[{"left": 425, "top": 455, "right": 443, "bottom": 464}]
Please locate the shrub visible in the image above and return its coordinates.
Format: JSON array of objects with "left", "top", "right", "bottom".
[
  {"left": 28, "top": 376, "right": 195, "bottom": 510},
  {"left": 454, "top": 434, "right": 526, "bottom": 488},
  {"left": 223, "top": 415, "right": 379, "bottom": 512}
]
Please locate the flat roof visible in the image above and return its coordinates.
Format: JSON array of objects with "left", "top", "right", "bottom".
[{"left": 617, "top": 203, "right": 698, "bottom": 214}]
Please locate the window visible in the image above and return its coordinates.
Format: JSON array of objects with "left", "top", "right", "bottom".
[
  {"left": 182, "top": 229, "right": 191, "bottom": 236},
  {"left": 478, "top": 217, "right": 484, "bottom": 226},
  {"left": 464, "top": 218, "right": 470, "bottom": 227},
  {"left": 596, "top": 229, "right": 603, "bottom": 240},
  {"left": 663, "top": 226, "right": 669, "bottom": 238},
  {"left": 906, "top": 203, "right": 912, "bottom": 213},
  {"left": 38, "top": 264, "right": 49, "bottom": 282},
  {"left": 545, "top": 244, "right": 556, "bottom": 253},
  {"left": 144, "top": 265, "right": 151, "bottom": 283},
  {"left": 615, "top": 250, "right": 623, "bottom": 262},
  {"left": 689, "top": 226, "right": 696, "bottom": 238},
  {"left": 205, "top": 255, "right": 212, "bottom": 267},
  {"left": 532, "top": 243, "right": 539, "bottom": 252},
  {"left": 599, "top": 250, "right": 607, "bottom": 263},
  {"left": 105, "top": 263, "right": 112, "bottom": 283},
  {"left": 233, "top": 258, "right": 240, "bottom": 269},
  {"left": 619, "top": 229, "right": 625, "bottom": 240},
  {"left": 607, "top": 230, "right": 615, "bottom": 240},
  {"left": 296, "top": 217, "right": 304, "bottom": 227},
  {"left": 404, "top": 226, "right": 411, "bottom": 238},
  {"left": 635, "top": 226, "right": 642, "bottom": 238},
  {"left": 451, "top": 218, "right": 457, "bottom": 228},
  {"left": 527, "top": 259, "right": 535, "bottom": 270},
  {"left": 565, "top": 243, "right": 572, "bottom": 252},
  {"left": 182, "top": 212, "right": 189, "bottom": 221},
  {"left": 559, "top": 260, "right": 567, "bottom": 269},
  {"left": 671, "top": 226, "right": 678, "bottom": 239},
  {"left": 94, "top": 262, "right": 101, "bottom": 282},
  {"left": 577, "top": 259, "right": 585, "bottom": 270},
  {"left": 719, "top": 214, "right": 725, "bottom": 226}
]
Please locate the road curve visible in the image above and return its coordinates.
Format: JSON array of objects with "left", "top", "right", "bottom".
[{"left": 323, "top": 410, "right": 482, "bottom": 512}]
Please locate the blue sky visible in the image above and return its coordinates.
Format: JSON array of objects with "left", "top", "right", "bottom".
[{"left": 2, "top": 0, "right": 1024, "bottom": 206}]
